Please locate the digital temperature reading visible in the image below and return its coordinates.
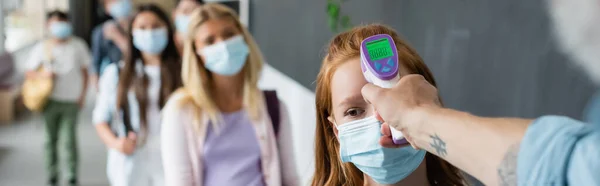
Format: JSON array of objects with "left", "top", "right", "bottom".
[{"left": 366, "top": 38, "right": 394, "bottom": 61}]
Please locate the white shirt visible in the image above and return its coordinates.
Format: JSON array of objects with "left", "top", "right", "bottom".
[
  {"left": 93, "top": 62, "right": 164, "bottom": 185},
  {"left": 27, "top": 37, "right": 91, "bottom": 102},
  {"left": 92, "top": 62, "right": 162, "bottom": 139}
]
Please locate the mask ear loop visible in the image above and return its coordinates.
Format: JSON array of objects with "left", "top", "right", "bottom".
[
  {"left": 330, "top": 114, "right": 339, "bottom": 128},
  {"left": 332, "top": 118, "right": 348, "bottom": 166},
  {"left": 195, "top": 44, "right": 204, "bottom": 58}
]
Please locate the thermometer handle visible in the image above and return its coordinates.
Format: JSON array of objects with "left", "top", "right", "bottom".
[{"left": 367, "top": 73, "right": 407, "bottom": 145}]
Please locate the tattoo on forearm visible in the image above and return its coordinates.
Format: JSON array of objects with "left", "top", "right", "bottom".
[
  {"left": 430, "top": 134, "right": 447, "bottom": 157},
  {"left": 498, "top": 143, "right": 520, "bottom": 186}
]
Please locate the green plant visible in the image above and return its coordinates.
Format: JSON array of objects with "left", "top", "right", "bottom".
[{"left": 327, "top": 0, "right": 351, "bottom": 32}]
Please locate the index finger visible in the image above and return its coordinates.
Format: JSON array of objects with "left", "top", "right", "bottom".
[{"left": 361, "top": 83, "right": 385, "bottom": 107}]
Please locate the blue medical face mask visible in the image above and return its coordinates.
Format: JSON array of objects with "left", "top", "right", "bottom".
[
  {"left": 109, "top": 0, "right": 132, "bottom": 20},
  {"left": 49, "top": 22, "right": 73, "bottom": 39},
  {"left": 336, "top": 116, "right": 426, "bottom": 184},
  {"left": 133, "top": 28, "right": 169, "bottom": 55},
  {"left": 199, "top": 35, "right": 249, "bottom": 76},
  {"left": 175, "top": 14, "right": 191, "bottom": 34}
]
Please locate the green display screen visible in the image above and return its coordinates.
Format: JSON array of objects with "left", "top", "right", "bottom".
[{"left": 366, "top": 38, "right": 394, "bottom": 61}]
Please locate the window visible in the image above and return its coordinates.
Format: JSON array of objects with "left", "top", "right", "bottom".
[{"left": 3, "top": 0, "right": 69, "bottom": 52}]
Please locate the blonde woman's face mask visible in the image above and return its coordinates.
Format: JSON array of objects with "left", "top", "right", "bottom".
[
  {"left": 194, "top": 19, "right": 246, "bottom": 76},
  {"left": 194, "top": 19, "right": 242, "bottom": 62}
]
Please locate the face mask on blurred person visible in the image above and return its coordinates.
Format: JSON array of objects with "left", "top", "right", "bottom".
[
  {"left": 175, "top": 14, "right": 191, "bottom": 35},
  {"left": 336, "top": 116, "right": 426, "bottom": 184},
  {"left": 199, "top": 35, "right": 249, "bottom": 76},
  {"left": 109, "top": 0, "right": 132, "bottom": 20},
  {"left": 133, "top": 28, "right": 169, "bottom": 55},
  {"left": 50, "top": 22, "right": 73, "bottom": 39}
]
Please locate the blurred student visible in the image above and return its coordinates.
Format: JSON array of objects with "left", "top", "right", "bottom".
[
  {"left": 172, "top": 0, "right": 202, "bottom": 54},
  {"left": 161, "top": 4, "right": 298, "bottom": 186},
  {"left": 26, "top": 10, "right": 90, "bottom": 186},
  {"left": 90, "top": 0, "right": 133, "bottom": 88},
  {"left": 92, "top": 4, "right": 181, "bottom": 186}
]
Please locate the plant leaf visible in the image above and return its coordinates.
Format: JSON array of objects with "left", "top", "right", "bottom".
[
  {"left": 341, "top": 15, "right": 351, "bottom": 29},
  {"left": 327, "top": 3, "right": 340, "bottom": 18},
  {"left": 328, "top": 16, "right": 338, "bottom": 32}
]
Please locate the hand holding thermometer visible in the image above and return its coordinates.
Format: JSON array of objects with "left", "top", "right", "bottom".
[{"left": 360, "top": 34, "right": 407, "bottom": 145}]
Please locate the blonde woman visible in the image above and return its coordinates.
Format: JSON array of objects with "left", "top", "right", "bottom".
[{"left": 161, "top": 4, "right": 298, "bottom": 186}]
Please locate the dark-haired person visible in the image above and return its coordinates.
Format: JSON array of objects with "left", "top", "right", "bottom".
[
  {"left": 89, "top": 0, "right": 133, "bottom": 89},
  {"left": 25, "top": 10, "right": 90, "bottom": 186},
  {"left": 172, "top": 0, "right": 202, "bottom": 55},
  {"left": 92, "top": 4, "right": 181, "bottom": 186}
]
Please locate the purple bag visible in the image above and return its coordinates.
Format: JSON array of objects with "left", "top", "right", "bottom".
[{"left": 263, "top": 90, "right": 280, "bottom": 136}]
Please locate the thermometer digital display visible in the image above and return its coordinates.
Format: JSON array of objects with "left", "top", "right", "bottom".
[
  {"left": 366, "top": 38, "right": 394, "bottom": 61},
  {"left": 360, "top": 34, "right": 407, "bottom": 145}
]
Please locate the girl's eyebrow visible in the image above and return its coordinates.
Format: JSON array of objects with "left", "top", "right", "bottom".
[{"left": 338, "top": 94, "right": 364, "bottom": 108}]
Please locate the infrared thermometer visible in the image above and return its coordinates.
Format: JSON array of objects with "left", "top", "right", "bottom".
[{"left": 360, "top": 34, "right": 407, "bottom": 145}]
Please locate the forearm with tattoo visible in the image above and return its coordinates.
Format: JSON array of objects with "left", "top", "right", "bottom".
[
  {"left": 430, "top": 134, "right": 448, "bottom": 157},
  {"left": 497, "top": 143, "right": 520, "bottom": 186}
]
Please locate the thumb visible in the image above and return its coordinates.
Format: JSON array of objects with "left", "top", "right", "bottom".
[
  {"left": 361, "top": 83, "right": 385, "bottom": 107},
  {"left": 127, "top": 132, "right": 137, "bottom": 140}
]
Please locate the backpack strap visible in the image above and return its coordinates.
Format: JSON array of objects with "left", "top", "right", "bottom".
[{"left": 263, "top": 90, "right": 280, "bottom": 136}]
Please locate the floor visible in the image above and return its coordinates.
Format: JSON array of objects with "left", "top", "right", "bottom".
[{"left": 0, "top": 91, "right": 110, "bottom": 186}]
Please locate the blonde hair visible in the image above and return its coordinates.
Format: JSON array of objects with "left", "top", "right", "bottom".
[{"left": 174, "top": 3, "right": 264, "bottom": 128}]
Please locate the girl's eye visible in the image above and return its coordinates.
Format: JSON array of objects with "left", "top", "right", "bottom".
[
  {"left": 204, "top": 37, "right": 215, "bottom": 45},
  {"left": 343, "top": 108, "right": 365, "bottom": 118}
]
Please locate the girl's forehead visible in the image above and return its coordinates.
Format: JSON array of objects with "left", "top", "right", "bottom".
[{"left": 330, "top": 58, "right": 367, "bottom": 104}]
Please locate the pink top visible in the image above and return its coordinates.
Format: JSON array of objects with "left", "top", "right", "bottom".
[{"left": 161, "top": 91, "right": 299, "bottom": 186}]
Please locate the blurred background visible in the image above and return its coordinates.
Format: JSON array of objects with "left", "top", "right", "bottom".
[
  {"left": 0, "top": 0, "right": 597, "bottom": 185},
  {"left": 252, "top": 0, "right": 598, "bottom": 118}
]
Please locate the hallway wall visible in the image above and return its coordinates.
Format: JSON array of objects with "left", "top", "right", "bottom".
[{"left": 249, "top": 0, "right": 598, "bottom": 119}]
